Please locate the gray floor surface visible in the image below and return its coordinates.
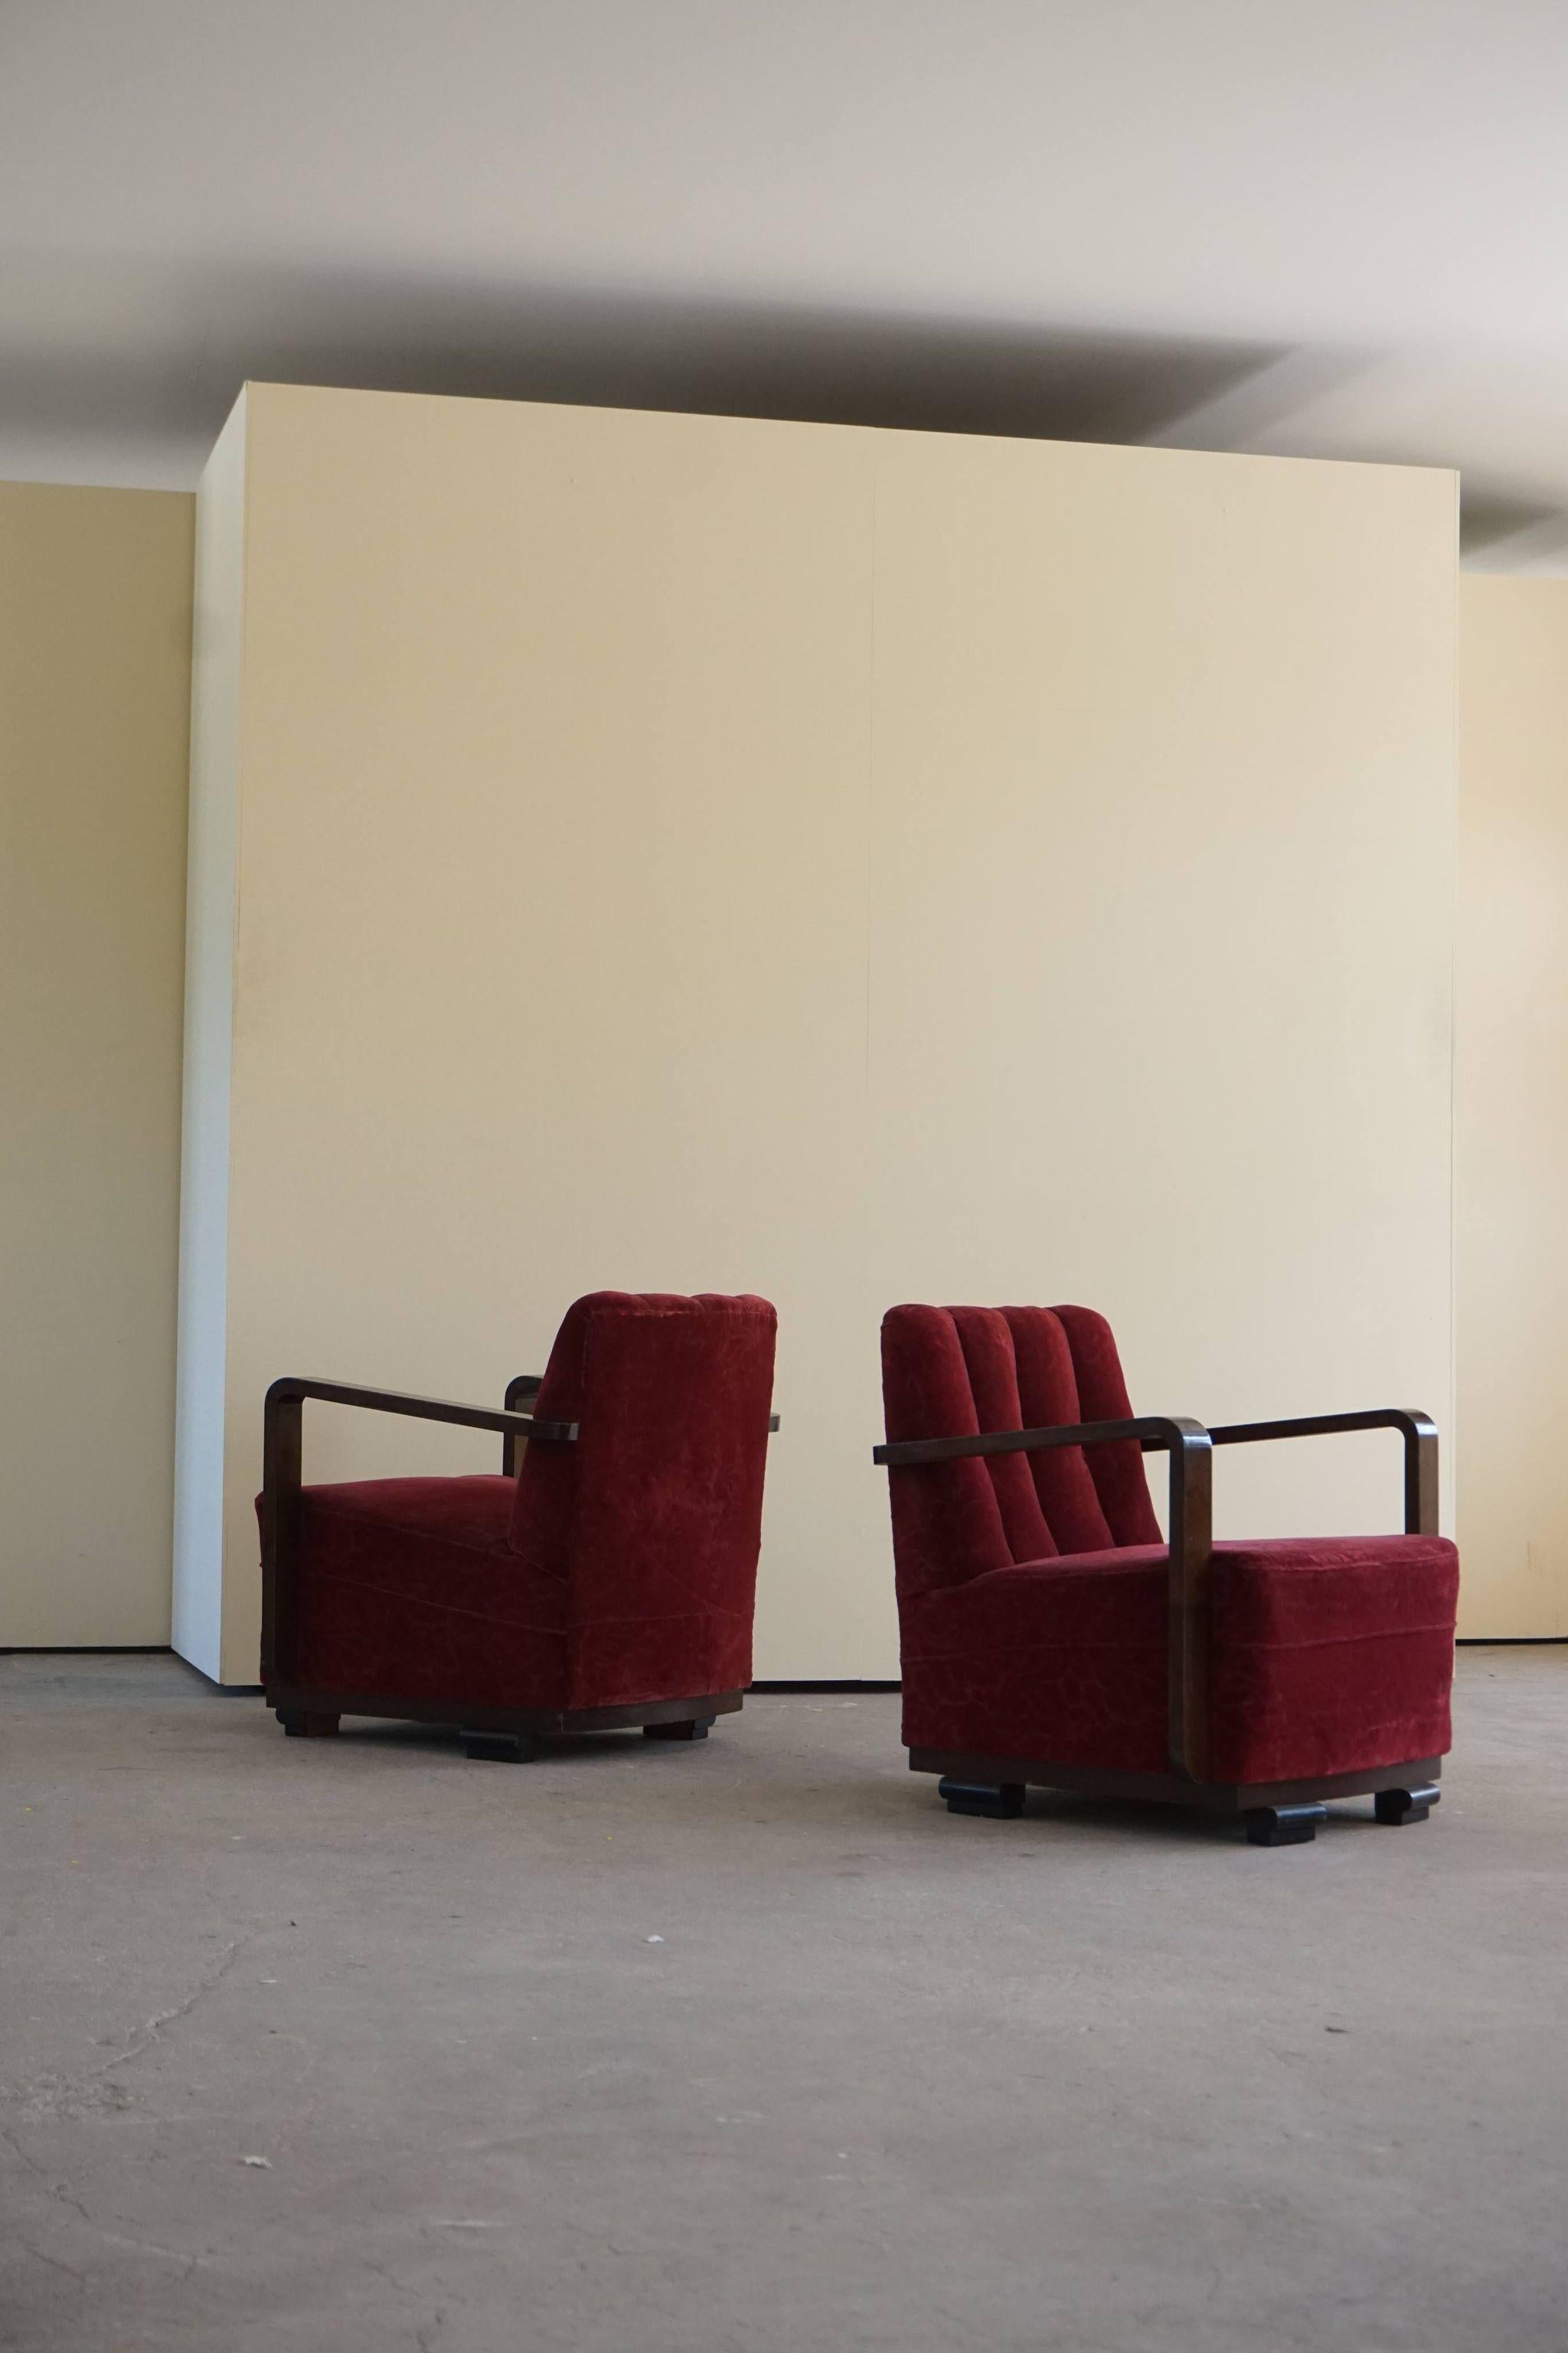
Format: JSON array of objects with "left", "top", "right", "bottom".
[{"left": 2, "top": 1648, "right": 1566, "bottom": 2353}]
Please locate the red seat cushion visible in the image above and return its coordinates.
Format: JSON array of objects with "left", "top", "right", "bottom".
[
  {"left": 1207, "top": 1534, "right": 1459, "bottom": 1782},
  {"left": 289, "top": 1476, "right": 570, "bottom": 1711},
  {"left": 900, "top": 1534, "right": 1459, "bottom": 1784}
]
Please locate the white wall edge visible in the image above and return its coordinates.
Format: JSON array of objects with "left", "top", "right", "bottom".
[{"left": 172, "top": 390, "right": 247, "bottom": 1679}]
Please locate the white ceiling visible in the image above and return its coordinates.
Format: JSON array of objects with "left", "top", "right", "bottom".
[{"left": 5, "top": 0, "right": 1568, "bottom": 567}]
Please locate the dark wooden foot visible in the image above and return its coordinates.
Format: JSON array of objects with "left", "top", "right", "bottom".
[
  {"left": 277, "top": 1709, "right": 341, "bottom": 1738},
  {"left": 938, "top": 1777, "right": 1025, "bottom": 1819},
  {"left": 642, "top": 1718, "right": 713, "bottom": 1742},
  {"left": 1244, "top": 1803, "right": 1327, "bottom": 1846},
  {"left": 461, "top": 1730, "right": 542, "bottom": 1762},
  {"left": 1374, "top": 1783, "right": 1440, "bottom": 1825}
]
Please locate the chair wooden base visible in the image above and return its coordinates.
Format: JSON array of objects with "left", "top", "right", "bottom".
[
  {"left": 1245, "top": 1803, "right": 1327, "bottom": 1846},
  {"left": 912, "top": 1747, "right": 1443, "bottom": 1844},
  {"left": 461, "top": 1728, "right": 543, "bottom": 1761},
  {"left": 269, "top": 1685, "right": 743, "bottom": 1753},
  {"left": 937, "top": 1778, "right": 1024, "bottom": 1819},
  {"left": 1373, "top": 1781, "right": 1441, "bottom": 1825}
]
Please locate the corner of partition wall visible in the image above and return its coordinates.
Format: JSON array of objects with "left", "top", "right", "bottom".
[
  {"left": 172, "top": 391, "right": 249, "bottom": 1684},
  {"left": 1442, "top": 465, "right": 1461, "bottom": 1553}
]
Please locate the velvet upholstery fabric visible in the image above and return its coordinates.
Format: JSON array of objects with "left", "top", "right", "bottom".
[
  {"left": 267, "top": 1292, "right": 777, "bottom": 1716},
  {"left": 291, "top": 1474, "right": 567, "bottom": 1711},
  {"left": 883, "top": 1305, "right": 1458, "bottom": 1786}
]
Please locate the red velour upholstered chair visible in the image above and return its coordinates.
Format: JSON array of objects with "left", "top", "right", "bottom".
[
  {"left": 874, "top": 1304, "right": 1458, "bottom": 1845},
  {"left": 259, "top": 1292, "right": 778, "bottom": 1760}
]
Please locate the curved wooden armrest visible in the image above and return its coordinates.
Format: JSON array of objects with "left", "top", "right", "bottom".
[
  {"left": 874, "top": 1413, "right": 1207, "bottom": 1467},
  {"left": 502, "top": 1374, "right": 545, "bottom": 1475},
  {"left": 1208, "top": 1407, "right": 1439, "bottom": 1537},
  {"left": 260, "top": 1375, "right": 577, "bottom": 1686},
  {"left": 269, "top": 1374, "right": 577, "bottom": 1443}
]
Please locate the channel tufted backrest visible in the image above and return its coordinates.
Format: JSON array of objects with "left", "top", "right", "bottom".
[
  {"left": 880, "top": 1304, "right": 1161, "bottom": 1596},
  {"left": 511, "top": 1291, "right": 777, "bottom": 1704}
]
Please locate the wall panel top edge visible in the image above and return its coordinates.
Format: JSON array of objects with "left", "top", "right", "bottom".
[{"left": 230, "top": 377, "right": 1457, "bottom": 497}]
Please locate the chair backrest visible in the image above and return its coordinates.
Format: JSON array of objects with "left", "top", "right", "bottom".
[
  {"left": 512, "top": 1292, "right": 778, "bottom": 1704},
  {"left": 880, "top": 1304, "right": 1161, "bottom": 1596}
]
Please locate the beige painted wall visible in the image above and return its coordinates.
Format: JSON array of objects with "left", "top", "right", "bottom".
[
  {"left": 0, "top": 480, "right": 193, "bottom": 1644},
  {"left": 180, "top": 385, "right": 1456, "bottom": 1685},
  {"left": 866, "top": 436, "right": 1456, "bottom": 1553},
  {"left": 1457, "top": 577, "right": 1568, "bottom": 1636}
]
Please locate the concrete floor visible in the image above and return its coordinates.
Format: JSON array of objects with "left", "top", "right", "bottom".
[{"left": 2, "top": 1653, "right": 1566, "bottom": 2353}]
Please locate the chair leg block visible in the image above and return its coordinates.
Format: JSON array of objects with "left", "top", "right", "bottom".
[
  {"left": 1374, "top": 1783, "right": 1440, "bottom": 1825},
  {"left": 277, "top": 1710, "right": 340, "bottom": 1738},
  {"left": 642, "top": 1718, "right": 714, "bottom": 1742},
  {"left": 461, "top": 1730, "right": 543, "bottom": 1763},
  {"left": 938, "top": 1777, "right": 1025, "bottom": 1819},
  {"left": 1244, "top": 1802, "right": 1327, "bottom": 1847}
]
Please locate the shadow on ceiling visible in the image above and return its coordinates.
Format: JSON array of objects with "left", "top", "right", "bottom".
[
  {"left": 1459, "top": 492, "right": 1566, "bottom": 559},
  {"left": 0, "top": 250, "right": 1290, "bottom": 458}
]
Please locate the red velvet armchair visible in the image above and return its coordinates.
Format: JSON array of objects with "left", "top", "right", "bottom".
[
  {"left": 875, "top": 1304, "right": 1459, "bottom": 1845},
  {"left": 260, "top": 1291, "right": 779, "bottom": 1760}
]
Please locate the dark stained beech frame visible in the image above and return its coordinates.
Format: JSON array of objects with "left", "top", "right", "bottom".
[
  {"left": 261, "top": 1373, "right": 775, "bottom": 1749},
  {"left": 874, "top": 1406, "right": 1443, "bottom": 1835}
]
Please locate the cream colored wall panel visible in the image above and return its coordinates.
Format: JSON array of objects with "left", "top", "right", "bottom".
[
  {"left": 178, "top": 385, "right": 1456, "bottom": 1681},
  {"left": 214, "top": 385, "right": 878, "bottom": 1683},
  {"left": 867, "top": 437, "right": 1457, "bottom": 1546},
  {"left": 0, "top": 480, "right": 193, "bottom": 1644},
  {"left": 1457, "top": 577, "right": 1568, "bottom": 1636}
]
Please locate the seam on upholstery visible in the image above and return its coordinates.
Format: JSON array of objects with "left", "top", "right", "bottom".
[
  {"left": 952, "top": 1307, "right": 1027, "bottom": 1568},
  {"left": 573, "top": 1605, "right": 746, "bottom": 1627},
  {"left": 1213, "top": 1544, "right": 1455, "bottom": 1564},
  {"left": 1220, "top": 1720, "right": 1452, "bottom": 1754},
  {"left": 318, "top": 1576, "right": 740, "bottom": 1638},
  {"left": 587, "top": 1302, "right": 769, "bottom": 1322},
  {"left": 903, "top": 1641, "right": 1165, "bottom": 1663},
  {"left": 508, "top": 1554, "right": 573, "bottom": 1586},
  {"left": 906, "top": 1621, "right": 1454, "bottom": 1662},
  {"left": 322, "top": 1574, "right": 567, "bottom": 1636},
  {"left": 1214, "top": 1623, "right": 1457, "bottom": 1652},
  {"left": 913, "top": 1564, "right": 1165, "bottom": 1596},
  {"left": 570, "top": 1684, "right": 723, "bottom": 1709},
  {"left": 303, "top": 1502, "right": 518, "bottom": 1564},
  {"left": 1010, "top": 1304, "right": 1113, "bottom": 1552}
]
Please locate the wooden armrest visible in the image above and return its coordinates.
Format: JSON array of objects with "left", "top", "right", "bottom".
[
  {"left": 1208, "top": 1407, "right": 1439, "bottom": 1537},
  {"left": 874, "top": 1413, "right": 1207, "bottom": 1467},
  {"left": 260, "top": 1376, "right": 576, "bottom": 1687},
  {"left": 266, "top": 1374, "right": 576, "bottom": 1443},
  {"left": 502, "top": 1374, "right": 546, "bottom": 1475}
]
